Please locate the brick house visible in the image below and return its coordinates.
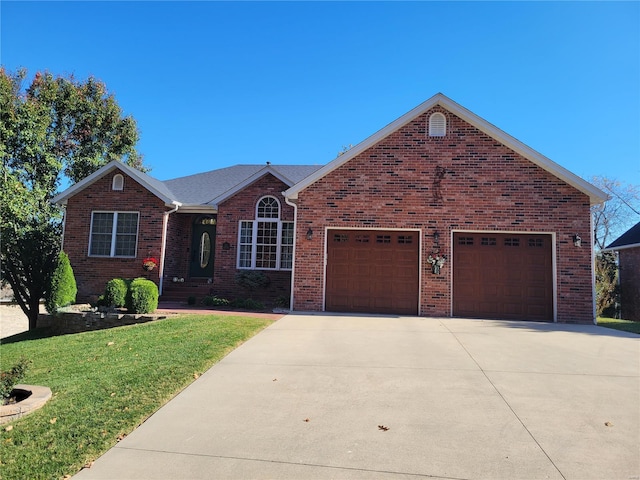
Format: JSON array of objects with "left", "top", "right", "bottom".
[
  {"left": 53, "top": 93, "right": 607, "bottom": 323},
  {"left": 604, "top": 222, "right": 640, "bottom": 321}
]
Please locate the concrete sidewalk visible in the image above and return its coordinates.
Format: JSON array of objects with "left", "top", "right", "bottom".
[{"left": 75, "top": 314, "right": 639, "bottom": 480}]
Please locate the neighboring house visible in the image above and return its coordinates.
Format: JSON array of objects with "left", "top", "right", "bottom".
[
  {"left": 604, "top": 222, "right": 640, "bottom": 321},
  {"left": 53, "top": 93, "right": 607, "bottom": 323}
]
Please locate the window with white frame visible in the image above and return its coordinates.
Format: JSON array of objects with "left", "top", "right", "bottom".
[
  {"left": 89, "top": 211, "right": 139, "bottom": 257},
  {"left": 237, "top": 196, "right": 293, "bottom": 270}
]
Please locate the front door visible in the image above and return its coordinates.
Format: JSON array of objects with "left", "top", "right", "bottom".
[{"left": 189, "top": 216, "right": 216, "bottom": 278}]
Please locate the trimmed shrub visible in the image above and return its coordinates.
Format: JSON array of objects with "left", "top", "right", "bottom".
[
  {"left": 127, "top": 278, "right": 158, "bottom": 314},
  {"left": 104, "top": 278, "right": 130, "bottom": 308},
  {"left": 45, "top": 251, "right": 77, "bottom": 314},
  {"left": 230, "top": 298, "right": 265, "bottom": 310},
  {"left": 235, "top": 271, "right": 270, "bottom": 291},
  {"left": 187, "top": 296, "right": 197, "bottom": 306},
  {"left": 202, "top": 296, "right": 230, "bottom": 307},
  {"left": 1, "top": 357, "right": 31, "bottom": 401}
]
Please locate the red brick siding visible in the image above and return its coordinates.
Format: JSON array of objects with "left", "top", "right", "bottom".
[
  {"left": 63, "top": 171, "right": 166, "bottom": 303},
  {"left": 293, "top": 107, "right": 594, "bottom": 323},
  {"left": 164, "top": 213, "right": 194, "bottom": 280},
  {"left": 211, "top": 174, "right": 293, "bottom": 304},
  {"left": 618, "top": 247, "right": 640, "bottom": 321}
]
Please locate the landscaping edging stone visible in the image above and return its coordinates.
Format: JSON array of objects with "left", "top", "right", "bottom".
[
  {"left": 0, "top": 385, "right": 52, "bottom": 424},
  {"left": 37, "top": 311, "right": 169, "bottom": 335}
]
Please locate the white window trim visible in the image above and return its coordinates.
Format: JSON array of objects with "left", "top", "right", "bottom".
[
  {"left": 88, "top": 211, "right": 140, "bottom": 258},
  {"left": 236, "top": 220, "right": 294, "bottom": 271},
  {"left": 237, "top": 196, "right": 293, "bottom": 271}
]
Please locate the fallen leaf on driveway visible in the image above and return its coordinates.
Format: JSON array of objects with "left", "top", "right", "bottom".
[
  {"left": 378, "top": 425, "right": 389, "bottom": 431},
  {"left": 303, "top": 418, "right": 310, "bottom": 422},
  {"left": 604, "top": 421, "right": 613, "bottom": 427},
  {"left": 83, "top": 461, "right": 94, "bottom": 469}
]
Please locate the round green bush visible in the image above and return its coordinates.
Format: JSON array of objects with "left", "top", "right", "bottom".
[
  {"left": 127, "top": 278, "right": 158, "bottom": 314},
  {"left": 45, "top": 251, "right": 77, "bottom": 314},
  {"left": 104, "top": 278, "right": 129, "bottom": 308}
]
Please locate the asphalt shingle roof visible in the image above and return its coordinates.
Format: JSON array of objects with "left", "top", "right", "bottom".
[
  {"left": 162, "top": 164, "right": 323, "bottom": 206},
  {"left": 605, "top": 221, "right": 640, "bottom": 250}
]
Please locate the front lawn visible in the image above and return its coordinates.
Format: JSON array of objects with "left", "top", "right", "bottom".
[
  {"left": 0, "top": 314, "right": 274, "bottom": 479},
  {"left": 597, "top": 317, "right": 640, "bottom": 334}
]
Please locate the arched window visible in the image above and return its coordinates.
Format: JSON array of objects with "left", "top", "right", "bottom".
[
  {"left": 256, "top": 196, "right": 280, "bottom": 219},
  {"left": 429, "top": 112, "right": 446, "bottom": 137},
  {"left": 238, "top": 196, "right": 293, "bottom": 270},
  {"left": 112, "top": 174, "right": 124, "bottom": 191}
]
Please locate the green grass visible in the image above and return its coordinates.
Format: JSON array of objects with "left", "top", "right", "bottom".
[
  {"left": 0, "top": 314, "right": 273, "bottom": 480},
  {"left": 597, "top": 317, "right": 640, "bottom": 334}
]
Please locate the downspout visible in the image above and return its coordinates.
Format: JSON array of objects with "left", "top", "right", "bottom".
[
  {"left": 591, "top": 211, "right": 597, "bottom": 325},
  {"left": 284, "top": 194, "right": 298, "bottom": 312},
  {"left": 59, "top": 204, "right": 67, "bottom": 253},
  {"left": 159, "top": 202, "right": 180, "bottom": 296}
]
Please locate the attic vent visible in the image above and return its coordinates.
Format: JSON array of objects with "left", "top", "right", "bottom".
[
  {"left": 429, "top": 113, "right": 446, "bottom": 137},
  {"left": 112, "top": 174, "right": 124, "bottom": 191}
]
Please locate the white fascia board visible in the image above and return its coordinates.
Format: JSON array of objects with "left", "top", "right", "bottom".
[
  {"left": 174, "top": 204, "right": 217, "bottom": 214},
  {"left": 207, "top": 166, "right": 295, "bottom": 207},
  {"left": 51, "top": 160, "right": 177, "bottom": 206},
  {"left": 284, "top": 93, "right": 609, "bottom": 206}
]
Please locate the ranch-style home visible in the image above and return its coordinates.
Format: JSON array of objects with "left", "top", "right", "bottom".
[{"left": 53, "top": 93, "right": 607, "bottom": 323}]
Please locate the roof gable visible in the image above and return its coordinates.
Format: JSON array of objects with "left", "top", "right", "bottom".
[
  {"left": 604, "top": 221, "right": 640, "bottom": 251},
  {"left": 284, "top": 93, "right": 608, "bottom": 206},
  {"left": 52, "top": 161, "right": 180, "bottom": 206},
  {"left": 163, "top": 164, "right": 322, "bottom": 207}
]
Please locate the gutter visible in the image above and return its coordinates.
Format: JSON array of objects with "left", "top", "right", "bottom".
[{"left": 159, "top": 202, "right": 181, "bottom": 296}]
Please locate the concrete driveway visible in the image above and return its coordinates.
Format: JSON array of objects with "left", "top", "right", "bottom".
[{"left": 75, "top": 314, "right": 639, "bottom": 480}]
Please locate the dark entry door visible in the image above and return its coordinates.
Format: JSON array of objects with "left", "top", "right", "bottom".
[{"left": 190, "top": 217, "right": 216, "bottom": 277}]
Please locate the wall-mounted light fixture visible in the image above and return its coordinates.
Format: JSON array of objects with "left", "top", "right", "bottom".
[
  {"left": 222, "top": 242, "right": 231, "bottom": 251},
  {"left": 433, "top": 230, "right": 440, "bottom": 245},
  {"left": 306, "top": 227, "right": 314, "bottom": 241},
  {"left": 573, "top": 234, "right": 582, "bottom": 247}
]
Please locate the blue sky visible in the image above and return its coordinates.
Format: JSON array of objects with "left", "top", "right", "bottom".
[{"left": 2, "top": 1, "right": 639, "bottom": 188}]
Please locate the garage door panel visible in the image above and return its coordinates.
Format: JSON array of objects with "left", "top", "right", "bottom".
[
  {"left": 326, "top": 230, "right": 419, "bottom": 315},
  {"left": 453, "top": 233, "right": 553, "bottom": 321}
]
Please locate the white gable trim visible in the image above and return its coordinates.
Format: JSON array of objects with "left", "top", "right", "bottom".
[
  {"left": 284, "top": 93, "right": 608, "bottom": 206},
  {"left": 206, "top": 165, "right": 296, "bottom": 208},
  {"left": 52, "top": 161, "right": 178, "bottom": 206}
]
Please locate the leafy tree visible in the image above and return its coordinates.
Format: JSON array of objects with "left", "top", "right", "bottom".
[
  {"left": 591, "top": 176, "right": 640, "bottom": 317},
  {"left": 0, "top": 68, "right": 145, "bottom": 329}
]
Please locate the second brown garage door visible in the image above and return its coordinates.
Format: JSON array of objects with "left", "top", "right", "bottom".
[
  {"left": 326, "top": 230, "right": 419, "bottom": 315},
  {"left": 453, "top": 232, "right": 553, "bottom": 321}
]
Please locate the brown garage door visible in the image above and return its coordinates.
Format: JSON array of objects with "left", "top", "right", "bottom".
[
  {"left": 453, "top": 233, "right": 553, "bottom": 321},
  {"left": 326, "top": 230, "right": 419, "bottom": 315}
]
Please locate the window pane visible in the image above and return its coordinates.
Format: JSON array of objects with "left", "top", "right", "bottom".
[
  {"left": 280, "top": 222, "right": 294, "bottom": 269},
  {"left": 256, "top": 221, "right": 278, "bottom": 268},
  {"left": 115, "top": 213, "right": 138, "bottom": 257},
  {"left": 90, "top": 213, "right": 114, "bottom": 256},
  {"left": 257, "top": 197, "right": 280, "bottom": 219},
  {"left": 238, "top": 221, "right": 254, "bottom": 268}
]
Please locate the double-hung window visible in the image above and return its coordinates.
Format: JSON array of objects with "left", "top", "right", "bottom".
[
  {"left": 89, "top": 211, "right": 139, "bottom": 257},
  {"left": 238, "top": 197, "right": 293, "bottom": 270}
]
